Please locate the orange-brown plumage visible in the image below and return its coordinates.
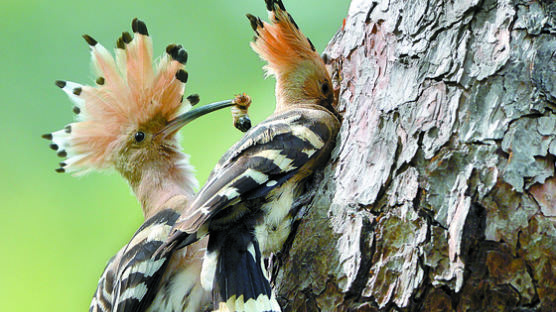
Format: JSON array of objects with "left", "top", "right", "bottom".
[
  {"left": 249, "top": 9, "right": 317, "bottom": 75},
  {"left": 247, "top": 0, "right": 335, "bottom": 112}
]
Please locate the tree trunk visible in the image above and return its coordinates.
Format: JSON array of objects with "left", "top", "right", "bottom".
[{"left": 272, "top": 0, "right": 556, "bottom": 311}]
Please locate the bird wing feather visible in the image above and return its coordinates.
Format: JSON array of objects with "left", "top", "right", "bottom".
[
  {"left": 89, "top": 209, "right": 180, "bottom": 312},
  {"left": 173, "top": 107, "right": 334, "bottom": 234}
]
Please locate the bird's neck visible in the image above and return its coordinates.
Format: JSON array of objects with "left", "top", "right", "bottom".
[
  {"left": 130, "top": 153, "right": 198, "bottom": 219},
  {"left": 274, "top": 79, "right": 293, "bottom": 112},
  {"left": 274, "top": 78, "right": 320, "bottom": 113}
]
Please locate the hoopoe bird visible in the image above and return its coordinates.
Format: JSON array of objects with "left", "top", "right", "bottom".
[
  {"left": 154, "top": 1, "right": 342, "bottom": 311},
  {"left": 42, "top": 18, "right": 252, "bottom": 312}
]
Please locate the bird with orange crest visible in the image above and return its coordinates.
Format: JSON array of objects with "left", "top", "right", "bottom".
[{"left": 156, "top": 1, "right": 342, "bottom": 311}]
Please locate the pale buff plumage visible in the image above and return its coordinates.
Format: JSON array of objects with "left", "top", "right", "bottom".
[
  {"left": 43, "top": 19, "right": 217, "bottom": 312},
  {"left": 44, "top": 19, "right": 199, "bottom": 218}
]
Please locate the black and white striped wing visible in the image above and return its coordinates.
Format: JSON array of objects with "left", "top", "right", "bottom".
[
  {"left": 91, "top": 209, "right": 180, "bottom": 312},
  {"left": 174, "top": 109, "right": 335, "bottom": 234},
  {"left": 90, "top": 254, "right": 119, "bottom": 312}
]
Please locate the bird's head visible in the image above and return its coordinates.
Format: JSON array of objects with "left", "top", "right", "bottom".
[
  {"left": 247, "top": 0, "right": 336, "bottom": 113},
  {"left": 43, "top": 19, "right": 239, "bottom": 186}
]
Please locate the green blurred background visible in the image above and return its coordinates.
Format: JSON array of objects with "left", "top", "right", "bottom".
[{"left": 0, "top": 0, "right": 348, "bottom": 310}]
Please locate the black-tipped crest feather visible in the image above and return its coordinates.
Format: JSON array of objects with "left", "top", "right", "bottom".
[
  {"left": 116, "top": 37, "right": 125, "bottom": 49},
  {"left": 175, "top": 69, "right": 188, "bottom": 83},
  {"left": 265, "top": 0, "right": 285, "bottom": 11},
  {"left": 186, "top": 94, "right": 200, "bottom": 106},
  {"left": 55, "top": 80, "right": 66, "bottom": 88},
  {"left": 122, "top": 31, "right": 132, "bottom": 43},
  {"left": 82, "top": 34, "right": 97, "bottom": 46},
  {"left": 246, "top": 14, "right": 260, "bottom": 33},
  {"left": 166, "top": 44, "right": 188, "bottom": 64},
  {"left": 132, "top": 18, "right": 149, "bottom": 35}
]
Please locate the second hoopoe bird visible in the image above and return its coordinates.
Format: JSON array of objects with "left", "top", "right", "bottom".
[
  {"left": 43, "top": 18, "right": 251, "bottom": 312},
  {"left": 154, "top": 1, "right": 342, "bottom": 311}
]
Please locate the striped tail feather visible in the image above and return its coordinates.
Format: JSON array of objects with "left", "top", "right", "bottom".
[{"left": 206, "top": 230, "right": 281, "bottom": 312}]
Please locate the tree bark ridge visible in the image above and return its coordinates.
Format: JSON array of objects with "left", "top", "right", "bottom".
[{"left": 273, "top": 0, "right": 556, "bottom": 311}]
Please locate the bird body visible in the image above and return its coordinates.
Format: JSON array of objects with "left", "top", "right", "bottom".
[
  {"left": 90, "top": 208, "right": 208, "bottom": 312},
  {"left": 254, "top": 108, "right": 339, "bottom": 255},
  {"left": 43, "top": 18, "right": 251, "bottom": 312},
  {"left": 164, "top": 104, "right": 339, "bottom": 312},
  {"left": 183, "top": 105, "right": 339, "bottom": 250},
  {"left": 90, "top": 206, "right": 211, "bottom": 312},
  {"left": 156, "top": 1, "right": 342, "bottom": 311}
]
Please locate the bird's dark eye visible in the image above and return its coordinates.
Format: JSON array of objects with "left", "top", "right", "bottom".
[
  {"left": 321, "top": 82, "right": 330, "bottom": 94},
  {"left": 134, "top": 131, "right": 145, "bottom": 143}
]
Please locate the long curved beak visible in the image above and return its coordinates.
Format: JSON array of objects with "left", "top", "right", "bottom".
[{"left": 157, "top": 99, "right": 235, "bottom": 138}]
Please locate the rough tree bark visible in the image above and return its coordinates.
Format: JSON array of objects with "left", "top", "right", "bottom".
[{"left": 272, "top": 0, "right": 556, "bottom": 311}]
